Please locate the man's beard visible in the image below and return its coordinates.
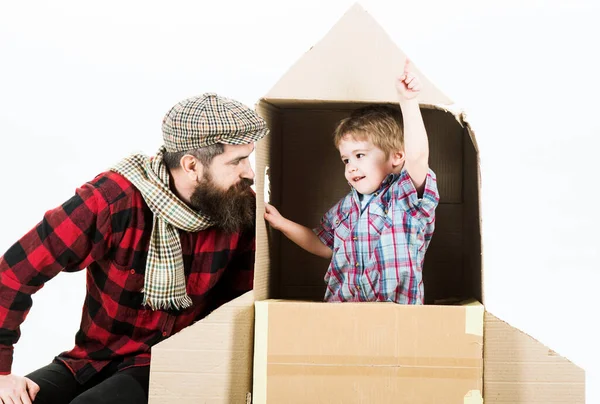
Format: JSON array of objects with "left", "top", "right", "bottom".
[{"left": 190, "top": 172, "right": 256, "bottom": 233}]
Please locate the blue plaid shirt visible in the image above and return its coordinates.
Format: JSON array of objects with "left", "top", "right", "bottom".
[{"left": 314, "top": 168, "right": 439, "bottom": 304}]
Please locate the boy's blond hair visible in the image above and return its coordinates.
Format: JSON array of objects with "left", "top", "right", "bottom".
[{"left": 333, "top": 105, "right": 404, "bottom": 158}]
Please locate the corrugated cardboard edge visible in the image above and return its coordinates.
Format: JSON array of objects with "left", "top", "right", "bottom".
[
  {"left": 254, "top": 101, "right": 282, "bottom": 302},
  {"left": 252, "top": 301, "right": 269, "bottom": 404},
  {"left": 426, "top": 104, "right": 484, "bottom": 306},
  {"left": 484, "top": 311, "right": 585, "bottom": 403},
  {"left": 464, "top": 390, "right": 483, "bottom": 404}
]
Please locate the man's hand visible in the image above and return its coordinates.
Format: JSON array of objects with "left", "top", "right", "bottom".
[
  {"left": 0, "top": 374, "right": 40, "bottom": 404},
  {"left": 395, "top": 59, "right": 422, "bottom": 101},
  {"left": 264, "top": 203, "right": 287, "bottom": 231}
]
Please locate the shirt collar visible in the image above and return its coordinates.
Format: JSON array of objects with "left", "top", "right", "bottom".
[{"left": 349, "top": 172, "right": 400, "bottom": 198}]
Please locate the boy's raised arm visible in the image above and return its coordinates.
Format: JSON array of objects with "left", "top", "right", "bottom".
[{"left": 396, "top": 59, "right": 429, "bottom": 194}]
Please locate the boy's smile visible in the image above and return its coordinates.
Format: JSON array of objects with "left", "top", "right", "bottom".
[{"left": 339, "top": 137, "right": 400, "bottom": 195}]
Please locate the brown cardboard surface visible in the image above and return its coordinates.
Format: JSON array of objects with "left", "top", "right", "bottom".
[
  {"left": 462, "top": 123, "right": 482, "bottom": 303},
  {"left": 148, "top": 291, "right": 255, "bottom": 404},
  {"left": 147, "top": 3, "right": 585, "bottom": 403},
  {"left": 484, "top": 311, "right": 585, "bottom": 403},
  {"left": 251, "top": 1, "right": 585, "bottom": 399},
  {"left": 264, "top": 4, "right": 452, "bottom": 106},
  {"left": 254, "top": 101, "right": 282, "bottom": 302},
  {"left": 253, "top": 300, "right": 483, "bottom": 404}
]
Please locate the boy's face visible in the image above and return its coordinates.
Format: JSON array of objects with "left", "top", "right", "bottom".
[{"left": 339, "top": 136, "right": 400, "bottom": 195}]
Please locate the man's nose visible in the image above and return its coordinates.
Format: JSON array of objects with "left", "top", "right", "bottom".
[{"left": 243, "top": 166, "right": 255, "bottom": 181}]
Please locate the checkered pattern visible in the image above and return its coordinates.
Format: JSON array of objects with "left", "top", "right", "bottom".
[
  {"left": 111, "top": 146, "right": 214, "bottom": 310},
  {"left": 0, "top": 171, "right": 254, "bottom": 380},
  {"left": 314, "top": 169, "right": 439, "bottom": 304},
  {"left": 162, "top": 93, "right": 269, "bottom": 152}
]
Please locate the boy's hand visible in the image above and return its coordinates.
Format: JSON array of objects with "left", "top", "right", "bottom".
[
  {"left": 264, "top": 203, "right": 286, "bottom": 231},
  {"left": 395, "top": 58, "right": 422, "bottom": 101}
]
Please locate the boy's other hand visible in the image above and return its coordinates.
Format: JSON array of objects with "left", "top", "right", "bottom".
[
  {"left": 264, "top": 203, "right": 286, "bottom": 231},
  {"left": 395, "top": 58, "right": 422, "bottom": 101}
]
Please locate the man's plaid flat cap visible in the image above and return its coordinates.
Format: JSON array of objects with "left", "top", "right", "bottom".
[{"left": 162, "top": 93, "right": 269, "bottom": 152}]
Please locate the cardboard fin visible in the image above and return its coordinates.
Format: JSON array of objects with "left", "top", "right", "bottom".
[
  {"left": 148, "top": 291, "right": 255, "bottom": 404},
  {"left": 484, "top": 311, "right": 585, "bottom": 403}
]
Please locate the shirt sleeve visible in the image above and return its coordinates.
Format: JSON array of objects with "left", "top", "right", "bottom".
[
  {"left": 312, "top": 203, "right": 339, "bottom": 250},
  {"left": 394, "top": 168, "right": 440, "bottom": 221},
  {"left": 0, "top": 182, "right": 111, "bottom": 374}
]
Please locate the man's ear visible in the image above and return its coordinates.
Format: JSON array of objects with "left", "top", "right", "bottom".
[
  {"left": 180, "top": 154, "right": 203, "bottom": 181},
  {"left": 391, "top": 150, "right": 405, "bottom": 168}
]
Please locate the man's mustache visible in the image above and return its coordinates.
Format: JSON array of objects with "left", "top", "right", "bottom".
[{"left": 236, "top": 178, "right": 254, "bottom": 190}]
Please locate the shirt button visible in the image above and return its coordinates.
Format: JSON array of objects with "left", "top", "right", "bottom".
[
  {"left": 374, "top": 192, "right": 379, "bottom": 196},
  {"left": 355, "top": 263, "right": 359, "bottom": 267},
  {"left": 130, "top": 269, "right": 135, "bottom": 275},
  {"left": 357, "top": 285, "right": 361, "bottom": 290},
  {"left": 384, "top": 209, "right": 388, "bottom": 214},
  {"left": 335, "top": 219, "right": 339, "bottom": 224},
  {"left": 353, "top": 236, "right": 358, "bottom": 241},
  {"left": 162, "top": 331, "right": 167, "bottom": 337}
]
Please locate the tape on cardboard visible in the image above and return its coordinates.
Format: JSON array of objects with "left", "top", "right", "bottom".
[
  {"left": 464, "top": 303, "right": 484, "bottom": 336},
  {"left": 267, "top": 355, "right": 481, "bottom": 380},
  {"left": 463, "top": 390, "right": 483, "bottom": 404}
]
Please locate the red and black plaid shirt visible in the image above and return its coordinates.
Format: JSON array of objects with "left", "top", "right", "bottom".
[{"left": 0, "top": 171, "right": 254, "bottom": 383}]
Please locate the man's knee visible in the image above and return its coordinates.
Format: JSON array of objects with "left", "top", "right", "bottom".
[
  {"left": 69, "top": 370, "right": 149, "bottom": 404},
  {"left": 26, "top": 363, "right": 79, "bottom": 404}
]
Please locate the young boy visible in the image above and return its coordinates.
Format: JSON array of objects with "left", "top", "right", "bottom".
[{"left": 264, "top": 61, "right": 439, "bottom": 304}]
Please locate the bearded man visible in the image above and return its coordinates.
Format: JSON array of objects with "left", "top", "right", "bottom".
[{"left": 0, "top": 93, "right": 267, "bottom": 404}]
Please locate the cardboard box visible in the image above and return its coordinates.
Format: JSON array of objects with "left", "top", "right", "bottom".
[
  {"left": 253, "top": 300, "right": 484, "bottom": 404},
  {"left": 148, "top": 4, "right": 585, "bottom": 403}
]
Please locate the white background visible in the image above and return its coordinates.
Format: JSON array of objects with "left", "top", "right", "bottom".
[{"left": 1, "top": 0, "right": 599, "bottom": 401}]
